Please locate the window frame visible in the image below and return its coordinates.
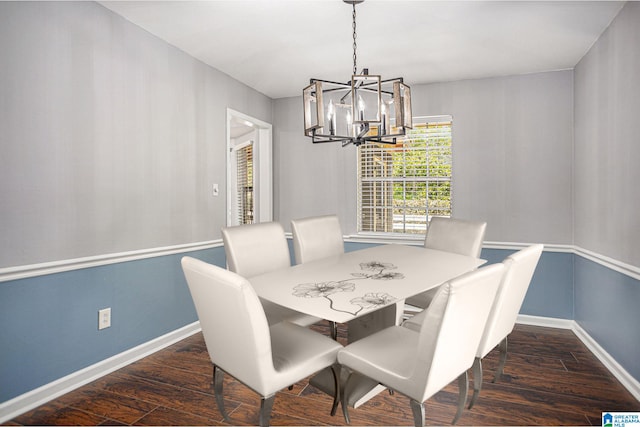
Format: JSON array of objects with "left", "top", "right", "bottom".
[{"left": 356, "top": 115, "right": 453, "bottom": 237}]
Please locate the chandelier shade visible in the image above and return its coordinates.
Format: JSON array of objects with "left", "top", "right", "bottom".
[{"left": 302, "top": 1, "right": 412, "bottom": 147}]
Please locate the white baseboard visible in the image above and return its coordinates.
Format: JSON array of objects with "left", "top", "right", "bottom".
[
  {"left": 516, "top": 314, "right": 574, "bottom": 329},
  {"left": 572, "top": 322, "right": 640, "bottom": 402},
  {"left": 517, "top": 314, "right": 640, "bottom": 402},
  {"left": 0, "top": 321, "right": 201, "bottom": 423}
]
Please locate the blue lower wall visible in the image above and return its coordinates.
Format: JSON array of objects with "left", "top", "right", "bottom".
[
  {"left": 0, "top": 248, "right": 226, "bottom": 403},
  {"left": 1, "top": 243, "right": 638, "bottom": 404},
  {"left": 574, "top": 256, "right": 640, "bottom": 381}
]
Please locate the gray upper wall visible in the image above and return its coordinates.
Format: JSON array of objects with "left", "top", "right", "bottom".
[
  {"left": 574, "top": 1, "right": 640, "bottom": 267},
  {"left": 274, "top": 71, "right": 574, "bottom": 245},
  {"left": 0, "top": 1, "right": 272, "bottom": 268},
  {"left": 2, "top": 1, "right": 637, "bottom": 269}
]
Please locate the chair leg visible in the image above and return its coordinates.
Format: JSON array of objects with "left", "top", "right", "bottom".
[
  {"left": 259, "top": 395, "right": 276, "bottom": 427},
  {"left": 410, "top": 399, "right": 425, "bottom": 427},
  {"left": 452, "top": 371, "right": 468, "bottom": 425},
  {"left": 468, "top": 357, "right": 483, "bottom": 409},
  {"left": 213, "top": 365, "right": 230, "bottom": 422},
  {"left": 493, "top": 337, "right": 508, "bottom": 383},
  {"left": 341, "top": 372, "right": 353, "bottom": 424},
  {"left": 330, "top": 364, "right": 341, "bottom": 416}
]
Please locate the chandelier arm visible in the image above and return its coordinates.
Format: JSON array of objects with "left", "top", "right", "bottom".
[
  {"left": 381, "top": 77, "right": 405, "bottom": 84},
  {"left": 356, "top": 124, "right": 370, "bottom": 139},
  {"left": 310, "top": 78, "right": 351, "bottom": 89},
  {"left": 313, "top": 136, "right": 357, "bottom": 144},
  {"left": 364, "top": 136, "right": 397, "bottom": 145}
]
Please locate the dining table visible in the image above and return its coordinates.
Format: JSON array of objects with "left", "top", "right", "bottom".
[
  {"left": 249, "top": 242, "right": 485, "bottom": 324},
  {"left": 248, "top": 242, "right": 486, "bottom": 409}
]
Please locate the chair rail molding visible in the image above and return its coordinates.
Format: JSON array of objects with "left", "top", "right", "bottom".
[
  {"left": 3, "top": 238, "right": 638, "bottom": 284},
  {"left": 573, "top": 245, "right": 640, "bottom": 281},
  {"left": 0, "top": 240, "right": 223, "bottom": 283}
]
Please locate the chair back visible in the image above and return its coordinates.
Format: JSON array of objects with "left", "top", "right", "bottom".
[
  {"left": 424, "top": 217, "right": 487, "bottom": 258},
  {"left": 291, "top": 215, "right": 344, "bottom": 264},
  {"left": 413, "top": 263, "right": 505, "bottom": 401},
  {"left": 181, "top": 256, "right": 274, "bottom": 393},
  {"left": 476, "top": 244, "right": 543, "bottom": 358},
  {"left": 222, "top": 222, "right": 291, "bottom": 277}
]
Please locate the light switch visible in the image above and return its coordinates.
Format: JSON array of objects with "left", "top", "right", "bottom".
[{"left": 212, "top": 183, "right": 219, "bottom": 196}]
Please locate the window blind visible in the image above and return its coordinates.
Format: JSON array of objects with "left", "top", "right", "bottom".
[
  {"left": 357, "top": 117, "right": 452, "bottom": 234},
  {"left": 235, "top": 143, "right": 254, "bottom": 225}
]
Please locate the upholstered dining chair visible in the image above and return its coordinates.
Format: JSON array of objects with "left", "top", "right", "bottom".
[
  {"left": 405, "top": 217, "right": 487, "bottom": 310},
  {"left": 338, "top": 263, "right": 505, "bottom": 427},
  {"left": 403, "top": 244, "right": 543, "bottom": 411},
  {"left": 466, "top": 243, "right": 543, "bottom": 409},
  {"left": 291, "top": 214, "right": 344, "bottom": 340},
  {"left": 221, "top": 221, "right": 320, "bottom": 327},
  {"left": 181, "top": 256, "right": 342, "bottom": 427},
  {"left": 291, "top": 214, "right": 345, "bottom": 265}
]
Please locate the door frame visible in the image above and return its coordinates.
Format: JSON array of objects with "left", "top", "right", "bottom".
[{"left": 226, "top": 108, "right": 273, "bottom": 226}]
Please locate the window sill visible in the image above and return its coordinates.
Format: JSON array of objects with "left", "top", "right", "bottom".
[{"left": 344, "top": 233, "right": 425, "bottom": 246}]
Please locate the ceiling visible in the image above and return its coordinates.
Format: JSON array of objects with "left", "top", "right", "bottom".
[{"left": 99, "top": 0, "right": 625, "bottom": 99}]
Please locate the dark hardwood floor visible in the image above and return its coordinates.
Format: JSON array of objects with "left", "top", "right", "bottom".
[{"left": 5, "top": 322, "right": 639, "bottom": 426}]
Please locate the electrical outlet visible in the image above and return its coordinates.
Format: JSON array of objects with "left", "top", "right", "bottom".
[{"left": 98, "top": 307, "right": 111, "bottom": 330}]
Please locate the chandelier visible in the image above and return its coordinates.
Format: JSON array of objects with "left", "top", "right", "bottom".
[{"left": 303, "top": 0, "right": 412, "bottom": 147}]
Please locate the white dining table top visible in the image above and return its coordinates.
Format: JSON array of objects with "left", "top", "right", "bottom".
[{"left": 248, "top": 243, "right": 486, "bottom": 323}]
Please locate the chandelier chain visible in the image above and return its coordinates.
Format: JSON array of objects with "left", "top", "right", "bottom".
[{"left": 352, "top": 2, "right": 357, "bottom": 75}]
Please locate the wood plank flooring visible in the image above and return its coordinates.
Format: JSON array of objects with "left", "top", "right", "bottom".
[{"left": 5, "top": 323, "right": 639, "bottom": 426}]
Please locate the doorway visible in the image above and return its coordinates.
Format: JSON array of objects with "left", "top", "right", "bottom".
[{"left": 226, "top": 109, "right": 273, "bottom": 226}]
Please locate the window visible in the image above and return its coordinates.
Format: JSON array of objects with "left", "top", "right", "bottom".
[
  {"left": 357, "top": 116, "right": 452, "bottom": 234},
  {"left": 234, "top": 142, "right": 254, "bottom": 225}
]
